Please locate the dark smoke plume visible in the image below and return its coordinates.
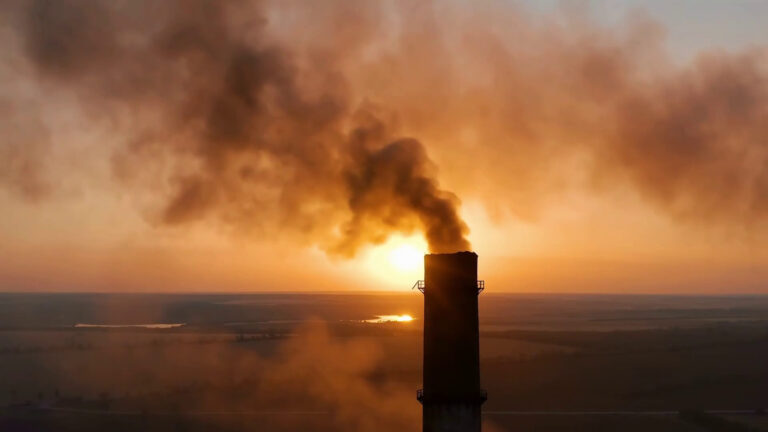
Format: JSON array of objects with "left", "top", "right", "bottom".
[
  {"left": 8, "top": 0, "right": 470, "bottom": 255},
  {"left": 2, "top": 0, "right": 768, "bottom": 248},
  {"left": 0, "top": 99, "right": 51, "bottom": 201}
]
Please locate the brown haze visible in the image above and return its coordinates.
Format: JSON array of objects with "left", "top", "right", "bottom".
[
  {"left": 0, "top": 0, "right": 767, "bottom": 291},
  {"left": 10, "top": 321, "right": 419, "bottom": 431},
  {"left": 3, "top": 0, "right": 470, "bottom": 255}
]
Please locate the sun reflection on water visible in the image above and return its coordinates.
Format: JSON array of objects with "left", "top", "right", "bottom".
[{"left": 363, "top": 314, "right": 414, "bottom": 323}]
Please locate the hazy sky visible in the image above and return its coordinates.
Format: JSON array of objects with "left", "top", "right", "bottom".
[
  {"left": 1, "top": 0, "right": 766, "bottom": 293},
  {"left": 525, "top": 0, "right": 768, "bottom": 57}
]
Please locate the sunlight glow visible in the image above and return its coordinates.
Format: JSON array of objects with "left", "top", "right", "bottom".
[
  {"left": 388, "top": 243, "right": 423, "bottom": 272},
  {"left": 352, "top": 235, "right": 427, "bottom": 290},
  {"left": 364, "top": 314, "right": 414, "bottom": 323}
]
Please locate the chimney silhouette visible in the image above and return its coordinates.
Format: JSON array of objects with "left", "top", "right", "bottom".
[{"left": 415, "top": 251, "right": 486, "bottom": 432}]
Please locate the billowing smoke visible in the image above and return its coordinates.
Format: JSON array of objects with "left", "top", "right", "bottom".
[
  {"left": 0, "top": 100, "right": 50, "bottom": 201},
  {"left": 2, "top": 0, "right": 768, "bottom": 253},
  {"left": 361, "top": 8, "right": 768, "bottom": 227},
  {"left": 4, "top": 0, "right": 470, "bottom": 255}
]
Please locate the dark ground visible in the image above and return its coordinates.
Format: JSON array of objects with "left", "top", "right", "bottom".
[{"left": 0, "top": 293, "right": 767, "bottom": 431}]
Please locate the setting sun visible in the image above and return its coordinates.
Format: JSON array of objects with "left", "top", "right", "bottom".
[
  {"left": 389, "top": 244, "right": 423, "bottom": 272},
  {"left": 352, "top": 236, "right": 427, "bottom": 289}
]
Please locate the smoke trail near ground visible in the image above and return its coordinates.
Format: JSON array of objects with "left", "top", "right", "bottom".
[
  {"left": 16, "top": 321, "right": 420, "bottom": 432},
  {"left": 1, "top": 0, "right": 767, "bottom": 256}
]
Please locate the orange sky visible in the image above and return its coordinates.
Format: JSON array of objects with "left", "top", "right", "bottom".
[
  {"left": 2, "top": 187, "right": 765, "bottom": 293},
  {"left": 0, "top": 1, "right": 766, "bottom": 293}
]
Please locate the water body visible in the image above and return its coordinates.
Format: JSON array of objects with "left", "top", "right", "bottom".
[
  {"left": 0, "top": 292, "right": 766, "bottom": 330},
  {"left": 74, "top": 323, "right": 185, "bottom": 329}
]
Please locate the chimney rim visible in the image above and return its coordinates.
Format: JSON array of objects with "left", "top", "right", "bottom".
[{"left": 424, "top": 251, "right": 477, "bottom": 257}]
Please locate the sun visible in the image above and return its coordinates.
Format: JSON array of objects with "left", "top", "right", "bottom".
[
  {"left": 388, "top": 243, "right": 423, "bottom": 272},
  {"left": 356, "top": 236, "right": 426, "bottom": 288}
]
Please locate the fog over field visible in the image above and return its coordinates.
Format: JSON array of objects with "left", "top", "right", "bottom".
[{"left": 1, "top": 293, "right": 767, "bottom": 431}]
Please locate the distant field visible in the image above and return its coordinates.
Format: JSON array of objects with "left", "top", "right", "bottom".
[{"left": 1, "top": 293, "right": 767, "bottom": 431}]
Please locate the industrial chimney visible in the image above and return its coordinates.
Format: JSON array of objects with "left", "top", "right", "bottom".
[{"left": 415, "top": 252, "right": 486, "bottom": 432}]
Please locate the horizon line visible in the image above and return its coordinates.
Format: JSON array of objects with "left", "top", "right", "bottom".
[{"left": 0, "top": 290, "right": 766, "bottom": 297}]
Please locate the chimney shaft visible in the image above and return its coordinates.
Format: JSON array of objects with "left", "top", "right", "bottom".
[{"left": 419, "top": 251, "right": 484, "bottom": 432}]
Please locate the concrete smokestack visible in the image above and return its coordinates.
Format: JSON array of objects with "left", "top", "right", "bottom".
[{"left": 416, "top": 251, "right": 486, "bottom": 432}]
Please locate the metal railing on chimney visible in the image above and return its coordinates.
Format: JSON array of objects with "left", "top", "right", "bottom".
[
  {"left": 412, "top": 280, "right": 425, "bottom": 293},
  {"left": 412, "top": 280, "right": 485, "bottom": 295}
]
